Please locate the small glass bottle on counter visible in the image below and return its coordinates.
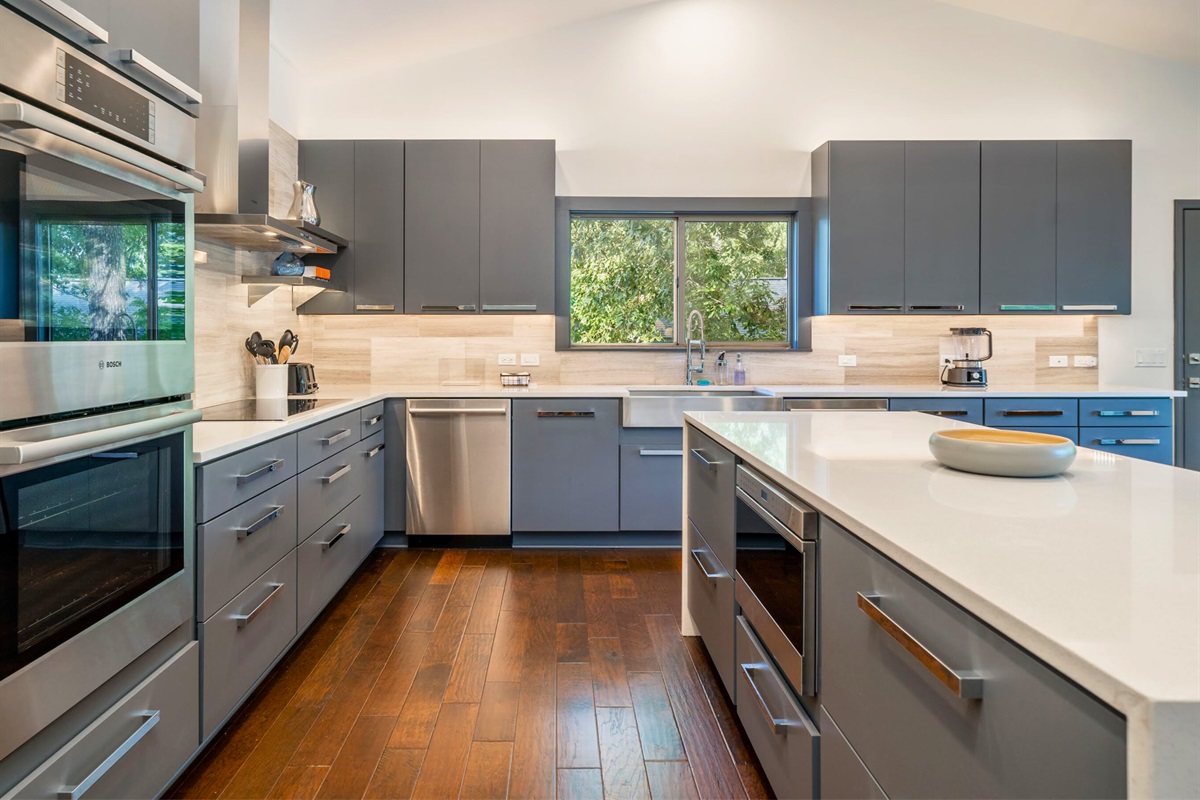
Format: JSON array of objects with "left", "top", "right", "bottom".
[{"left": 733, "top": 353, "right": 747, "bottom": 385}]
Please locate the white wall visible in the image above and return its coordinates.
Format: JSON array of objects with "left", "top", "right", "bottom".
[{"left": 289, "top": 0, "right": 1200, "bottom": 389}]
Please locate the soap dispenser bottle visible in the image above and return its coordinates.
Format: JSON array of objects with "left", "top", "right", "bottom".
[{"left": 733, "top": 353, "right": 746, "bottom": 386}]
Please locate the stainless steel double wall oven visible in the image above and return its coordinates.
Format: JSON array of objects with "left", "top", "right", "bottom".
[{"left": 0, "top": 1, "right": 201, "bottom": 768}]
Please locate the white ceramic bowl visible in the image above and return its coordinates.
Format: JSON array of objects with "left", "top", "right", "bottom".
[{"left": 929, "top": 428, "right": 1077, "bottom": 478}]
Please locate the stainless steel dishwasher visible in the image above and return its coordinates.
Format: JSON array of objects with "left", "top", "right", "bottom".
[
  {"left": 406, "top": 399, "right": 511, "bottom": 537},
  {"left": 783, "top": 398, "right": 889, "bottom": 411}
]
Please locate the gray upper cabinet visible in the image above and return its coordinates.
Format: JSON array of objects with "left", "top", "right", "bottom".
[
  {"left": 479, "top": 140, "right": 555, "bottom": 314},
  {"left": 298, "top": 140, "right": 356, "bottom": 314},
  {"left": 816, "top": 141, "right": 906, "bottom": 314},
  {"left": 404, "top": 140, "right": 482, "bottom": 314},
  {"left": 352, "top": 140, "right": 405, "bottom": 313},
  {"left": 903, "top": 141, "right": 979, "bottom": 314},
  {"left": 1056, "top": 140, "right": 1132, "bottom": 314},
  {"left": 107, "top": 0, "right": 200, "bottom": 95},
  {"left": 980, "top": 141, "right": 1058, "bottom": 314}
]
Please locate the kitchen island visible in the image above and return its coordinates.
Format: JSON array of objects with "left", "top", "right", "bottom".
[{"left": 681, "top": 410, "right": 1199, "bottom": 798}]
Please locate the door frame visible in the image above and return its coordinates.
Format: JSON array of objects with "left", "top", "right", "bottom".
[{"left": 1174, "top": 199, "right": 1200, "bottom": 467}]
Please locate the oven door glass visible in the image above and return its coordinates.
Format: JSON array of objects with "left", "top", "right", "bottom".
[
  {"left": 0, "top": 138, "right": 187, "bottom": 343},
  {"left": 0, "top": 432, "right": 185, "bottom": 680}
]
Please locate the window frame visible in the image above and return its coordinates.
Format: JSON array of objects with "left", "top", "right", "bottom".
[{"left": 556, "top": 197, "right": 812, "bottom": 352}]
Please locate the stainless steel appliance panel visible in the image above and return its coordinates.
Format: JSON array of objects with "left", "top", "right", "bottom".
[
  {"left": 784, "top": 398, "right": 888, "bottom": 411},
  {"left": 406, "top": 399, "right": 510, "bottom": 537}
]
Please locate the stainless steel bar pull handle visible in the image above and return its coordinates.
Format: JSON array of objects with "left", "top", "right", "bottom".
[
  {"left": 1097, "top": 409, "right": 1158, "bottom": 417},
  {"left": 915, "top": 410, "right": 968, "bottom": 417},
  {"left": 91, "top": 452, "right": 141, "bottom": 459},
  {"left": 857, "top": 593, "right": 983, "bottom": 699},
  {"left": 536, "top": 411, "right": 595, "bottom": 418},
  {"left": 689, "top": 549, "right": 724, "bottom": 581},
  {"left": 1000, "top": 409, "right": 1063, "bottom": 417},
  {"left": 481, "top": 304, "right": 537, "bottom": 312},
  {"left": 999, "top": 304, "right": 1056, "bottom": 312},
  {"left": 1061, "top": 304, "right": 1118, "bottom": 312},
  {"left": 740, "top": 665, "right": 797, "bottom": 735},
  {"left": 236, "top": 506, "right": 283, "bottom": 539},
  {"left": 236, "top": 459, "right": 284, "bottom": 486},
  {"left": 847, "top": 304, "right": 903, "bottom": 312},
  {"left": 409, "top": 408, "right": 508, "bottom": 416},
  {"left": 639, "top": 449, "right": 683, "bottom": 457},
  {"left": 421, "top": 304, "right": 477, "bottom": 312},
  {"left": 908, "top": 305, "right": 964, "bottom": 312},
  {"left": 58, "top": 711, "right": 160, "bottom": 800},
  {"left": 118, "top": 49, "right": 202, "bottom": 105},
  {"left": 356, "top": 304, "right": 396, "bottom": 312},
  {"left": 690, "top": 449, "right": 718, "bottom": 472},
  {"left": 365, "top": 443, "right": 386, "bottom": 459},
  {"left": 37, "top": 0, "right": 109, "bottom": 42},
  {"left": 322, "top": 464, "right": 352, "bottom": 484},
  {"left": 321, "top": 429, "right": 351, "bottom": 446},
  {"left": 1097, "top": 438, "right": 1160, "bottom": 446},
  {"left": 323, "top": 524, "right": 351, "bottom": 551},
  {"left": 364, "top": 414, "right": 384, "bottom": 427},
  {"left": 235, "top": 583, "right": 285, "bottom": 628}
]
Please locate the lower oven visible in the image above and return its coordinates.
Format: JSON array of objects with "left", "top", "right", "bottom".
[{"left": 0, "top": 401, "right": 199, "bottom": 762}]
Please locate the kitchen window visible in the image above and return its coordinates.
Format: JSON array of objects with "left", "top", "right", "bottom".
[{"left": 556, "top": 198, "right": 809, "bottom": 350}]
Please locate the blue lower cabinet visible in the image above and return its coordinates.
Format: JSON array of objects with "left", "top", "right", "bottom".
[
  {"left": 1081, "top": 427, "right": 1174, "bottom": 464},
  {"left": 1079, "top": 398, "right": 1174, "bottom": 427},
  {"left": 889, "top": 397, "right": 983, "bottom": 425}
]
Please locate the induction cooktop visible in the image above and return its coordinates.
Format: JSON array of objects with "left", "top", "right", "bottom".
[{"left": 200, "top": 398, "right": 350, "bottom": 422}]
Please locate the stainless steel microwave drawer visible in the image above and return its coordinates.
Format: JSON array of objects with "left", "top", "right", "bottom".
[
  {"left": 297, "top": 498, "right": 366, "bottom": 630},
  {"left": 687, "top": 521, "right": 736, "bottom": 699},
  {"left": 360, "top": 402, "right": 386, "bottom": 438},
  {"left": 686, "top": 425, "right": 736, "bottom": 572},
  {"left": 4, "top": 642, "right": 199, "bottom": 800},
  {"left": 297, "top": 410, "right": 362, "bottom": 472},
  {"left": 296, "top": 446, "right": 364, "bottom": 542},
  {"left": 196, "top": 435, "right": 297, "bottom": 523},
  {"left": 200, "top": 551, "right": 297, "bottom": 739},
  {"left": 820, "top": 518, "right": 1126, "bottom": 799},
  {"left": 197, "top": 478, "right": 298, "bottom": 621}
]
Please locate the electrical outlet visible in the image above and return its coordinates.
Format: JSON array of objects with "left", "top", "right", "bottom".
[
  {"left": 520, "top": 353, "right": 540, "bottom": 366},
  {"left": 1135, "top": 348, "right": 1167, "bottom": 368},
  {"left": 1073, "top": 355, "right": 1098, "bottom": 368},
  {"left": 497, "top": 354, "right": 517, "bottom": 366},
  {"left": 837, "top": 355, "right": 857, "bottom": 367},
  {"left": 1048, "top": 355, "right": 1069, "bottom": 368}
]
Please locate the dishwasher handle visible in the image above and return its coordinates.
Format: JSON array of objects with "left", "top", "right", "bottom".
[{"left": 409, "top": 407, "right": 509, "bottom": 417}]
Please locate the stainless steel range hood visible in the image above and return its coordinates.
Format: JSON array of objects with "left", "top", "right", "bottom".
[{"left": 193, "top": 0, "right": 346, "bottom": 255}]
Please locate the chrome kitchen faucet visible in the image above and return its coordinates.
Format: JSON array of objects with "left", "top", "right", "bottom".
[{"left": 686, "top": 310, "right": 706, "bottom": 385}]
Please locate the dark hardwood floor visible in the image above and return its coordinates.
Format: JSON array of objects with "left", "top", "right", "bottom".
[{"left": 167, "top": 548, "right": 771, "bottom": 800}]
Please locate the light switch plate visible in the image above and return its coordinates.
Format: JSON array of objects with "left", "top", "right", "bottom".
[
  {"left": 520, "top": 353, "right": 540, "bottom": 366},
  {"left": 498, "top": 354, "right": 517, "bottom": 366},
  {"left": 1073, "top": 355, "right": 1098, "bottom": 368},
  {"left": 1048, "top": 356, "right": 1069, "bottom": 368},
  {"left": 837, "top": 355, "right": 857, "bottom": 367},
  {"left": 1135, "top": 348, "right": 1167, "bottom": 367}
]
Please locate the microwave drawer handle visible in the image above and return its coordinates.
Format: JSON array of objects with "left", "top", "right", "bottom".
[
  {"left": 118, "top": 49, "right": 202, "bottom": 105},
  {"left": 320, "top": 429, "right": 352, "bottom": 446},
  {"left": 236, "top": 506, "right": 283, "bottom": 539},
  {"left": 323, "top": 524, "right": 351, "bottom": 551},
  {"left": 689, "top": 449, "right": 718, "bottom": 471},
  {"left": 1000, "top": 409, "right": 1063, "bottom": 417},
  {"left": 857, "top": 593, "right": 983, "bottom": 699},
  {"left": 740, "top": 665, "right": 799, "bottom": 735},
  {"left": 0, "top": 101, "right": 205, "bottom": 193},
  {"left": 234, "top": 583, "right": 285, "bottom": 628},
  {"left": 0, "top": 409, "right": 201, "bottom": 466},
  {"left": 57, "top": 711, "right": 160, "bottom": 800},
  {"left": 322, "top": 464, "right": 352, "bottom": 484},
  {"left": 689, "top": 549, "right": 725, "bottom": 581},
  {"left": 236, "top": 459, "right": 284, "bottom": 486}
]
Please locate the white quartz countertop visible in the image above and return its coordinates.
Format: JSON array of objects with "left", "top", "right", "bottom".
[
  {"left": 192, "top": 382, "right": 1183, "bottom": 463},
  {"left": 684, "top": 409, "right": 1200, "bottom": 796}
]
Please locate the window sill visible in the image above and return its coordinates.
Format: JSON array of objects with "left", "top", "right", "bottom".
[{"left": 560, "top": 344, "right": 802, "bottom": 353}]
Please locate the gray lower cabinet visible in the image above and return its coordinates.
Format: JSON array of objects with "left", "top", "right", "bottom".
[
  {"left": 404, "top": 140, "right": 482, "bottom": 313},
  {"left": 815, "top": 141, "right": 906, "bottom": 313},
  {"left": 296, "top": 445, "right": 363, "bottom": 541},
  {"left": 360, "top": 401, "right": 386, "bottom": 438},
  {"left": 351, "top": 140, "right": 405, "bottom": 313},
  {"left": 903, "top": 141, "right": 980, "bottom": 313},
  {"left": 511, "top": 399, "right": 619, "bottom": 531},
  {"left": 479, "top": 140, "right": 555, "bottom": 314},
  {"left": 980, "top": 141, "right": 1058, "bottom": 314},
  {"left": 200, "top": 551, "right": 298, "bottom": 738},
  {"left": 821, "top": 517, "right": 1126, "bottom": 798},
  {"left": 819, "top": 707, "right": 886, "bottom": 800},
  {"left": 297, "top": 140, "right": 356, "bottom": 314},
  {"left": 619, "top": 442, "right": 683, "bottom": 531},
  {"left": 1056, "top": 140, "right": 1132, "bottom": 314},
  {"left": 195, "top": 434, "right": 297, "bottom": 524},
  {"left": 685, "top": 426, "right": 736, "bottom": 572},
  {"left": 297, "top": 499, "right": 363, "bottom": 629},
  {"left": 4, "top": 643, "right": 199, "bottom": 800},
  {"left": 358, "top": 430, "right": 386, "bottom": 559},
  {"left": 686, "top": 522, "right": 736, "bottom": 698},
  {"left": 735, "top": 617, "right": 819, "bottom": 800},
  {"left": 384, "top": 400, "right": 406, "bottom": 531},
  {"left": 297, "top": 410, "right": 362, "bottom": 472}
]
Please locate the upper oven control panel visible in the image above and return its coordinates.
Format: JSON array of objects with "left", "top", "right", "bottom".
[{"left": 57, "top": 49, "right": 155, "bottom": 144}]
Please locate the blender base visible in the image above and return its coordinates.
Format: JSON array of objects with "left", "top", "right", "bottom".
[{"left": 942, "top": 366, "right": 988, "bottom": 387}]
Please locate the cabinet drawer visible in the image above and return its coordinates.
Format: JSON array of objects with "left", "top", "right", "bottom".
[
  {"left": 735, "top": 617, "right": 819, "bottom": 800},
  {"left": 4, "top": 643, "right": 199, "bottom": 800},
  {"left": 820, "top": 706, "right": 885, "bottom": 800},
  {"left": 620, "top": 444, "right": 683, "bottom": 531},
  {"left": 297, "top": 410, "right": 362, "bottom": 472},
  {"left": 687, "top": 521, "right": 735, "bottom": 699},
  {"left": 820, "top": 518, "right": 1125, "bottom": 799},
  {"left": 686, "top": 426, "right": 736, "bottom": 572},
  {"left": 984, "top": 398, "right": 1078, "bottom": 427},
  {"left": 1079, "top": 397, "right": 1173, "bottom": 427},
  {"left": 360, "top": 402, "right": 386, "bottom": 437},
  {"left": 197, "top": 478, "right": 298, "bottom": 621},
  {"left": 297, "top": 499, "right": 364, "bottom": 629},
  {"left": 200, "top": 551, "right": 297, "bottom": 738},
  {"left": 196, "top": 435, "right": 297, "bottom": 523},
  {"left": 357, "top": 431, "right": 387, "bottom": 559},
  {"left": 1082, "top": 427, "right": 1173, "bottom": 464},
  {"left": 296, "top": 448, "right": 364, "bottom": 541},
  {"left": 889, "top": 397, "right": 983, "bottom": 425}
]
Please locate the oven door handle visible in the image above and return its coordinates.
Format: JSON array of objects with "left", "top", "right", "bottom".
[
  {"left": 0, "top": 98, "right": 205, "bottom": 193},
  {"left": 735, "top": 486, "right": 810, "bottom": 553},
  {"left": 0, "top": 410, "right": 201, "bottom": 466}
]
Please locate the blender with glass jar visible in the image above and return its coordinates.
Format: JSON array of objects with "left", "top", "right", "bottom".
[{"left": 942, "top": 327, "right": 992, "bottom": 387}]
